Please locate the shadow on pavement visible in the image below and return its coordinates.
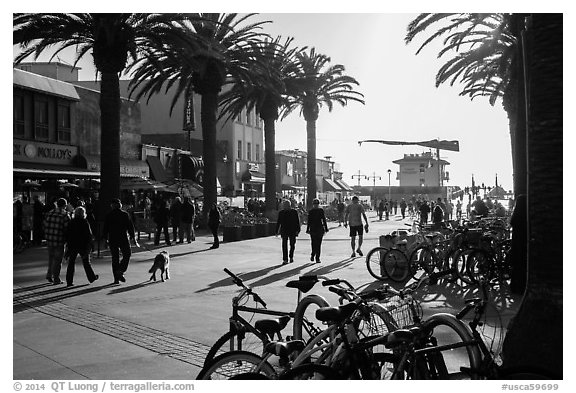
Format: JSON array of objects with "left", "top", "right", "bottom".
[
  {"left": 249, "top": 262, "right": 317, "bottom": 288},
  {"left": 107, "top": 280, "right": 157, "bottom": 295},
  {"left": 194, "top": 264, "right": 282, "bottom": 293},
  {"left": 13, "top": 282, "right": 117, "bottom": 313}
]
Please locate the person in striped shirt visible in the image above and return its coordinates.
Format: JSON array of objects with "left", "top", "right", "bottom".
[{"left": 43, "top": 198, "right": 70, "bottom": 284}]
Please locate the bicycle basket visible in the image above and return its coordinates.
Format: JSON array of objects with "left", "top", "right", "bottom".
[{"left": 381, "top": 295, "right": 423, "bottom": 329}]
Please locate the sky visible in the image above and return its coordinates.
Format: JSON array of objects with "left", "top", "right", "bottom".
[{"left": 8, "top": 1, "right": 570, "bottom": 194}]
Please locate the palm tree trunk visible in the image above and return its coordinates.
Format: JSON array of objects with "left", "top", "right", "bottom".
[
  {"left": 306, "top": 119, "right": 317, "bottom": 209},
  {"left": 98, "top": 71, "right": 121, "bottom": 220},
  {"left": 502, "top": 13, "right": 562, "bottom": 377},
  {"left": 200, "top": 91, "right": 219, "bottom": 221},
  {"left": 263, "top": 117, "right": 277, "bottom": 218}
]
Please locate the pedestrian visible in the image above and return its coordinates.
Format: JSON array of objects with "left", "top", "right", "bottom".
[
  {"left": 337, "top": 199, "right": 346, "bottom": 226},
  {"left": 275, "top": 200, "right": 301, "bottom": 265},
  {"left": 154, "top": 199, "right": 171, "bottom": 246},
  {"left": 432, "top": 197, "right": 445, "bottom": 229},
  {"left": 43, "top": 198, "right": 71, "bottom": 284},
  {"left": 378, "top": 200, "right": 385, "bottom": 221},
  {"left": 65, "top": 206, "right": 98, "bottom": 287},
  {"left": 102, "top": 198, "right": 139, "bottom": 284},
  {"left": 456, "top": 199, "right": 463, "bottom": 220},
  {"left": 445, "top": 198, "right": 454, "bottom": 221},
  {"left": 32, "top": 195, "right": 45, "bottom": 245},
  {"left": 400, "top": 198, "right": 407, "bottom": 219},
  {"left": 419, "top": 200, "right": 430, "bottom": 225},
  {"left": 169, "top": 197, "right": 182, "bottom": 243},
  {"left": 384, "top": 200, "right": 390, "bottom": 220},
  {"left": 344, "top": 195, "right": 369, "bottom": 258},
  {"left": 180, "top": 197, "right": 196, "bottom": 243},
  {"left": 208, "top": 203, "right": 222, "bottom": 249},
  {"left": 393, "top": 200, "right": 398, "bottom": 215},
  {"left": 472, "top": 196, "right": 489, "bottom": 219},
  {"left": 306, "top": 198, "right": 329, "bottom": 263}
]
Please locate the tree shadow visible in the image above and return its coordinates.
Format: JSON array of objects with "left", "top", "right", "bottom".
[
  {"left": 13, "top": 282, "right": 53, "bottom": 294},
  {"left": 248, "top": 263, "right": 317, "bottom": 288}
]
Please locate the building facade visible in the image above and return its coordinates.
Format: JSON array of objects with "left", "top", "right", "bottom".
[{"left": 393, "top": 151, "right": 450, "bottom": 187}]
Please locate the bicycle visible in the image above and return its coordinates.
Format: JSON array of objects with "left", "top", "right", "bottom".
[
  {"left": 365, "top": 232, "right": 425, "bottom": 282},
  {"left": 199, "top": 271, "right": 450, "bottom": 380},
  {"left": 203, "top": 268, "right": 329, "bottom": 366}
]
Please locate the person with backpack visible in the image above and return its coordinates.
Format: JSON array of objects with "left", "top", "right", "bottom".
[
  {"left": 432, "top": 197, "right": 445, "bottom": 229},
  {"left": 179, "top": 196, "right": 196, "bottom": 243}
]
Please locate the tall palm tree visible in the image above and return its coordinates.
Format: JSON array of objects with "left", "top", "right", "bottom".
[
  {"left": 284, "top": 48, "right": 364, "bottom": 208},
  {"left": 405, "top": 13, "right": 527, "bottom": 195},
  {"left": 128, "top": 13, "right": 270, "bottom": 220},
  {"left": 13, "top": 13, "right": 189, "bottom": 219},
  {"left": 218, "top": 36, "right": 303, "bottom": 218},
  {"left": 501, "top": 13, "right": 562, "bottom": 377},
  {"left": 405, "top": 13, "right": 530, "bottom": 293}
]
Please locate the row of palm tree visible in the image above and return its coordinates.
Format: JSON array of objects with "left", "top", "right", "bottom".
[
  {"left": 13, "top": 13, "right": 364, "bottom": 220},
  {"left": 405, "top": 13, "right": 562, "bottom": 377}
]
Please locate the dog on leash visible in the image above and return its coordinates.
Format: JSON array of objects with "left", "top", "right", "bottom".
[{"left": 149, "top": 251, "right": 170, "bottom": 282}]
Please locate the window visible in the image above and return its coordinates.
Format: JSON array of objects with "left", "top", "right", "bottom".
[
  {"left": 34, "top": 99, "right": 49, "bottom": 141},
  {"left": 255, "top": 144, "right": 260, "bottom": 162},
  {"left": 57, "top": 103, "right": 71, "bottom": 143},
  {"left": 247, "top": 142, "right": 252, "bottom": 161},
  {"left": 237, "top": 140, "right": 242, "bottom": 160},
  {"left": 419, "top": 163, "right": 426, "bottom": 174},
  {"left": 237, "top": 112, "right": 242, "bottom": 123},
  {"left": 13, "top": 94, "right": 25, "bottom": 137}
]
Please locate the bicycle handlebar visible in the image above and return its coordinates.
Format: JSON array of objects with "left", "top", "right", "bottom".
[{"left": 224, "top": 268, "right": 267, "bottom": 308}]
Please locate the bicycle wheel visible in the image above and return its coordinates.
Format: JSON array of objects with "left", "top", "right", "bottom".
[
  {"left": 292, "top": 294, "right": 330, "bottom": 343},
  {"left": 353, "top": 303, "right": 398, "bottom": 355},
  {"left": 280, "top": 364, "right": 342, "bottom": 380},
  {"left": 418, "top": 313, "right": 482, "bottom": 379},
  {"left": 383, "top": 249, "right": 410, "bottom": 282},
  {"left": 452, "top": 248, "right": 476, "bottom": 285},
  {"left": 408, "top": 246, "right": 434, "bottom": 280},
  {"left": 204, "top": 330, "right": 265, "bottom": 367},
  {"left": 365, "top": 247, "right": 389, "bottom": 281},
  {"left": 466, "top": 249, "right": 493, "bottom": 283},
  {"left": 196, "top": 350, "right": 276, "bottom": 380}
]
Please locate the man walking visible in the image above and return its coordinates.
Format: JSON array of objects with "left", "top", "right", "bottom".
[
  {"left": 102, "top": 199, "right": 139, "bottom": 284},
  {"left": 344, "top": 196, "right": 369, "bottom": 258},
  {"left": 180, "top": 197, "right": 195, "bottom": 243},
  {"left": 275, "top": 200, "right": 301, "bottom": 265},
  {"left": 43, "top": 198, "right": 70, "bottom": 284},
  {"left": 169, "top": 196, "right": 182, "bottom": 243},
  {"left": 337, "top": 199, "right": 346, "bottom": 226}
]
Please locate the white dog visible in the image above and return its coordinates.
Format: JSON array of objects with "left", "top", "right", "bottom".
[{"left": 149, "top": 251, "right": 170, "bottom": 282}]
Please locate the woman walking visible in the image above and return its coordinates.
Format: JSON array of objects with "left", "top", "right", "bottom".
[
  {"left": 306, "top": 199, "right": 329, "bottom": 263},
  {"left": 208, "top": 203, "right": 221, "bottom": 249},
  {"left": 65, "top": 206, "right": 98, "bottom": 287}
]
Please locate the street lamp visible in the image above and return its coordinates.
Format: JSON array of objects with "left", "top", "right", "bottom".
[
  {"left": 387, "top": 169, "right": 392, "bottom": 202},
  {"left": 366, "top": 172, "right": 381, "bottom": 209}
]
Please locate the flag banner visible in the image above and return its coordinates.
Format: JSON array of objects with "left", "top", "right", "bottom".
[{"left": 358, "top": 139, "right": 460, "bottom": 152}]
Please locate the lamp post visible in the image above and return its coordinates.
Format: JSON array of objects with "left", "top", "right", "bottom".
[
  {"left": 351, "top": 170, "right": 366, "bottom": 187},
  {"left": 366, "top": 172, "right": 381, "bottom": 210},
  {"left": 387, "top": 169, "right": 392, "bottom": 202}
]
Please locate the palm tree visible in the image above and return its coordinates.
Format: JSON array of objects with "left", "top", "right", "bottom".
[
  {"left": 218, "top": 36, "right": 303, "bottom": 218},
  {"left": 284, "top": 48, "right": 365, "bottom": 208},
  {"left": 405, "top": 13, "right": 530, "bottom": 293},
  {"left": 128, "top": 13, "right": 270, "bottom": 220},
  {"left": 13, "top": 13, "right": 189, "bottom": 219},
  {"left": 500, "top": 13, "right": 562, "bottom": 377}
]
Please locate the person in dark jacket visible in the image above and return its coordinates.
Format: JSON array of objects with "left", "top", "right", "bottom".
[
  {"left": 65, "top": 206, "right": 98, "bottom": 287},
  {"left": 102, "top": 199, "right": 139, "bottom": 284},
  {"left": 180, "top": 197, "right": 196, "bottom": 243},
  {"left": 419, "top": 200, "right": 431, "bottom": 224},
  {"left": 154, "top": 199, "right": 171, "bottom": 246},
  {"left": 208, "top": 203, "right": 222, "bottom": 249},
  {"left": 275, "top": 200, "right": 301, "bottom": 265},
  {"left": 169, "top": 196, "right": 182, "bottom": 243},
  {"left": 306, "top": 199, "right": 329, "bottom": 263},
  {"left": 32, "top": 195, "right": 45, "bottom": 245}
]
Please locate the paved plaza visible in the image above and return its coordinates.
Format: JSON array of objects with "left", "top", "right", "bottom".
[{"left": 12, "top": 211, "right": 520, "bottom": 380}]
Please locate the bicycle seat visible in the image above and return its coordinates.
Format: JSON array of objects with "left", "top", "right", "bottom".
[
  {"left": 255, "top": 315, "right": 291, "bottom": 337},
  {"left": 264, "top": 340, "right": 305, "bottom": 358},
  {"left": 286, "top": 279, "right": 317, "bottom": 293},
  {"left": 315, "top": 302, "right": 358, "bottom": 323},
  {"left": 384, "top": 329, "right": 415, "bottom": 349}
]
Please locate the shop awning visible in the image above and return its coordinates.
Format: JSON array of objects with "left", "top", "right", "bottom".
[
  {"left": 323, "top": 178, "right": 343, "bottom": 192},
  {"left": 146, "top": 156, "right": 168, "bottom": 183},
  {"left": 14, "top": 69, "right": 80, "bottom": 101},
  {"left": 13, "top": 164, "right": 100, "bottom": 178},
  {"left": 75, "top": 155, "right": 149, "bottom": 178},
  {"left": 335, "top": 179, "right": 354, "bottom": 191},
  {"left": 242, "top": 170, "right": 266, "bottom": 183},
  {"left": 180, "top": 155, "right": 203, "bottom": 181}
]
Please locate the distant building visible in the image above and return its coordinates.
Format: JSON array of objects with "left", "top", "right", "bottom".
[{"left": 393, "top": 151, "right": 450, "bottom": 187}]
